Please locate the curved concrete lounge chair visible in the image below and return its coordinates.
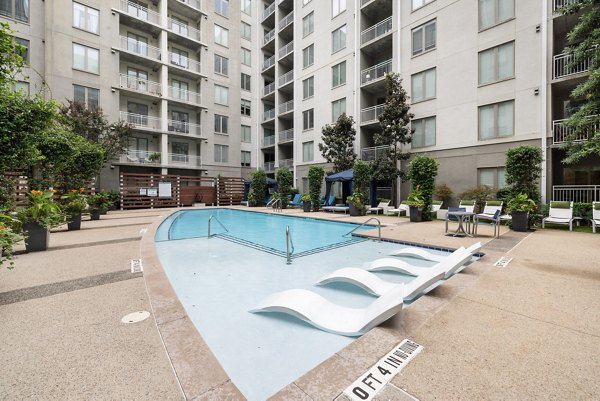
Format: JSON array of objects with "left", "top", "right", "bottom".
[
  {"left": 388, "top": 242, "right": 482, "bottom": 263},
  {"left": 249, "top": 284, "right": 405, "bottom": 337}
]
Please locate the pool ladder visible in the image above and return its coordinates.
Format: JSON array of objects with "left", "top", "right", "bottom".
[
  {"left": 286, "top": 225, "right": 294, "bottom": 265},
  {"left": 208, "top": 215, "right": 229, "bottom": 238},
  {"left": 272, "top": 198, "right": 282, "bottom": 212},
  {"left": 344, "top": 217, "right": 382, "bottom": 242}
]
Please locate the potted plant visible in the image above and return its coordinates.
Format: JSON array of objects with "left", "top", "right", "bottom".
[
  {"left": 88, "top": 192, "right": 112, "bottom": 220},
  {"left": 0, "top": 214, "right": 23, "bottom": 268},
  {"left": 148, "top": 152, "right": 161, "bottom": 163},
  {"left": 301, "top": 193, "right": 312, "bottom": 212},
  {"left": 60, "top": 188, "right": 88, "bottom": 230},
  {"left": 17, "top": 190, "right": 64, "bottom": 252},
  {"left": 347, "top": 192, "right": 367, "bottom": 216},
  {"left": 406, "top": 185, "right": 425, "bottom": 222},
  {"left": 507, "top": 193, "right": 536, "bottom": 232}
]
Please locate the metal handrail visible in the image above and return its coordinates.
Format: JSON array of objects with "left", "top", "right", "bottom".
[
  {"left": 208, "top": 215, "right": 229, "bottom": 238},
  {"left": 286, "top": 225, "right": 294, "bottom": 264},
  {"left": 344, "top": 217, "right": 382, "bottom": 241},
  {"left": 272, "top": 198, "right": 282, "bottom": 212}
]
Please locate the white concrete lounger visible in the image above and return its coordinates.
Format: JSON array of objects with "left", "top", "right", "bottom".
[
  {"left": 388, "top": 242, "right": 482, "bottom": 262},
  {"left": 249, "top": 284, "right": 405, "bottom": 337},
  {"left": 362, "top": 258, "right": 424, "bottom": 276}
]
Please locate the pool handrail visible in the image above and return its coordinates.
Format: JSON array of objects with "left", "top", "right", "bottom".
[
  {"left": 208, "top": 215, "right": 229, "bottom": 238},
  {"left": 286, "top": 225, "right": 295, "bottom": 264},
  {"left": 344, "top": 217, "right": 381, "bottom": 241}
]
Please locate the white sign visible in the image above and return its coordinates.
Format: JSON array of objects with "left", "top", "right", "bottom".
[
  {"left": 147, "top": 188, "right": 158, "bottom": 197},
  {"left": 343, "top": 339, "right": 423, "bottom": 401},
  {"left": 139, "top": 188, "right": 147, "bottom": 196},
  {"left": 159, "top": 181, "right": 172, "bottom": 198}
]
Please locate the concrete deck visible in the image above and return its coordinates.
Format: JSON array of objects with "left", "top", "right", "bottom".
[{"left": 1, "top": 206, "right": 598, "bottom": 400}]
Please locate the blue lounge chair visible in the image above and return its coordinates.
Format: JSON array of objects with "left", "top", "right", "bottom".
[
  {"left": 321, "top": 195, "right": 336, "bottom": 207},
  {"left": 289, "top": 194, "right": 302, "bottom": 207}
]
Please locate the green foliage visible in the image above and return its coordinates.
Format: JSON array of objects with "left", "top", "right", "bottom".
[
  {"left": 558, "top": 0, "right": 600, "bottom": 164},
  {"left": 0, "top": 213, "right": 23, "bottom": 269},
  {"left": 352, "top": 160, "right": 371, "bottom": 196},
  {"left": 17, "top": 190, "right": 65, "bottom": 228},
  {"left": 408, "top": 155, "right": 439, "bottom": 221},
  {"left": 319, "top": 113, "right": 357, "bottom": 173},
  {"left": 574, "top": 202, "right": 593, "bottom": 220},
  {"left": 308, "top": 166, "right": 324, "bottom": 211},
  {"left": 249, "top": 170, "right": 268, "bottom": 206},
  {"left": 88, "top": 192, "right": 113, "bottom": 212},
  {"left": 495, "top": 187, "right": 512, "bottom": 207},
  {"left": 0, "top": 175, "right": 16, "bottom": 212},
  {"left": 507, "top": 193, "right": 536, "bottom": 213},
  {"left": 276, "top": 167, "right": 293, "bottom": 208},
  {"left": 459, "top": 185, "right": 496, "bottom": 213},
  {"left": 300, "top": 193, "right": 311, "bottom": 203},
  {"left": 505, "top": 145, "right": 543, "bottom": 203},
  {"left": 433, "top": 183, "right": 453, "bottom": 206},
  {"left": 550, "top": 201, "right": 571, "bottom": 209},
  {"left": 406, "top": 186, "right": 425, "bottom": 208},
  {"left": 0, "top": 22, "right": 26, "bottom": 87},
  {"left": 60, "top": 188, "right": 88, "bottom": 215}
]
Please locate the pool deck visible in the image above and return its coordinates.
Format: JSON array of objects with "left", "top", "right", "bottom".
[{"left": 1, "top": 206, "right": 599, "bottom": 400}]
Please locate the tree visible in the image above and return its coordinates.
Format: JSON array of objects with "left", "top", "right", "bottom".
[
  {"left": 308, "top": 166, "right": 324, "bottom": 212},
  {"left": 371, "top": 73, "right": 413, "bottom": 205},
  {"left": 248, "top": 169, "right": 268, "bottom": 206},
  {"left": 275, "top": 167, "right": 293, "bottom": 208},
  {"left": 318, "top": 113, "right": 357, "bottom": 173},
  {"left": 505, "top": 145, "right": 543, "bottom": 204},
  {"left": 559, "top": 0, "right": 600, "bottom": 164},
  {"left": 408, "top": 155, "right": 439, "bottom": 221},
  {"left": 0, "top": 22, "right": 26, "bottom": 88}
]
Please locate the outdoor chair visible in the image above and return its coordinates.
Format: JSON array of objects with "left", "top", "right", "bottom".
[
  {"left": 592, "top": 202, "right": 600, "bottom": 233},
  {"left": 321, "top": 195, "right": 336, "bottom": 207},
  {"left": 289, "top": 194, "right": 302, "bottom": 207},
  {"left": 388, "top": 242, "right": 482, "bottom": 263},
  {"left": 368, "top": 200, "right": 390, "bottom": 215},
  {"left": 445, "top": 207, "right": 466, "bottom": 233},
  {"left": 387, "top": 201, "right": 409, "bottom": 216},
  {"left": 542, "top": 201, "right": 581, "bottom": 231},
  {"left": 458, "top": 199, "right": 476, "bottom": 213},
  {"left": 473, "top": 209, "right": 501, "bottom": 238},
  {"left": 322, "top": 204, "right": 349, "bottom": 213}
]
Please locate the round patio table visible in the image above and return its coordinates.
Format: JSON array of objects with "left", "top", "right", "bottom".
[{"left": 446, "top": 211, "right": 475, "bottom": 237}]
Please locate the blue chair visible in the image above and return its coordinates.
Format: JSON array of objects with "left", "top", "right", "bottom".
[
  {"left": 322, "top": 195, "right": 336, "bottom": 206},
  {"left": 445, "top": 207, "right": 466, "bottom": 234},
  {"left": 474, "top": 209, "right": 501, "bottom": 237},
  {"left": 289, "top": 194, "right": 302, "bottom": 207}
]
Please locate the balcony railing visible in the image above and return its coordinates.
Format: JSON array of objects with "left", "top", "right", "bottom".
[
  {"left": 553, "top": 117, "right": 599, "bottom": 145},
  {"left": 361, "top": 145, "right": 390, "bottom": 161},
  {"left": 119, "top": 74, "right": 161, "bottom": 96},
  {"left": 360, "top": 0, "right": 374, "bottom": 7},
  {"left": 120, "top": 111, "right": 161, "bottom": 130},
  {"left": 361, "top": 59, "right": 392, "bottom": 85},
  {"left": 553, "top": 52, "right": 590, "bottom": 79},
  {"left": 168, "top": 18, "right": 201, "bottom": 42},
  {"left": 167, "top": 86, "right": 202, "bottom": 106},
  {"left": 263, "top": 28, "right": 275, "bottom": 46},
  {"left": 263, "top": 109, "right": 276, "bottom": 122},
  {"left": 262, "top": 2, "right": 275, "bottom": 21},
  {"left": 168, "top": 120, "right": 202, "bottom": 136},
  {"left": 263, "top": 82, "right": 275, "bottom": 97},
  {"left": 361, "top": 104, "right": 385, "bottom": 124},
  {"left": 168, "top": 153, "right": 202, "bottom": 167},
  {"left": 279, "top": 128, "right": 294, "bottom": 143},
  {"left": 552, "top": 185, "right": 600, "bottom": 203},
  {"left": 279, "top": 11, "right": 294, "bottom": 30},
  {"left": 264, "top": 161, "right": 275, "bottom": 172},
  {"left": 120, "top": 150, "right": 161, "bottom": 164},
  {"left": 278, "top": 70, "right": 294, "bottom": 87},
  {"left": 119, "top": 0, "right": 160, "bottom": 24},
  {"left": 278, "top": 100, "right": 294, "bottom": 115},
  {"left": 262, "top": 55, "right": 275, "bottom": 72},
  {"left": 361, "top": 17, "right": 393, "bottom": 45},
  {"left": 169, "top": 52, "right": 202, "bottom": 75},
  {"left": 175, "top": 0, "right": 202, "bottom": 13},
  {"left": 262, "top": 135, "right": 275, "bottom": 147},
  {"left": 553, "top": 0, "right": 579, "bottom": 12},
  {"left": 278, "top": 41, "right": 294, "bottom": 59},
  {"left": 120, "top": 36, "right": 161, "bottom": 61},
  {"left": 279, "top": 158, "right": 293, "bottom": 168}
]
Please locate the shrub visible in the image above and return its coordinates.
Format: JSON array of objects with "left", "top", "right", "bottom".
[
  {"left": 275, "top": 167, "right": 293, "bottom": 208},
  {"left": 249, "top": 170, "right": 267, "bottom": 207},
  {"left": 433, "top": 183, "right": 453, "bottom": 207},
  {"left": 505, "top": 145, "right": 543, "bottom": 203},
  {"left": 308, "top": 166, "right": 324, "bottom": 212},
  {"left": 459, "top": 185, "right": 496, "bottom": 213},
  {"left": 574, "top": 202, "right": 592, "bottom": 220},
  {"left": 408, "top": 155, "right": 439, "bottom": 221}
]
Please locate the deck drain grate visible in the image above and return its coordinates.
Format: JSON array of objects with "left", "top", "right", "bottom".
[
  {"left": 130, "top": 259, "right": 143, "bottom": 273},
  {"left": 494, "top": 256, "right": 513, "bottom": 267},
  {"left": 121, "top": 311, "right": 150, "bottom": 324}
]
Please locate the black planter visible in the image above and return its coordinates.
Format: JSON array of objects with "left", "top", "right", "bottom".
[
  {"left": 67, "top": 213, "right": 82, "bottom": 230},
  {"left": 302, "top": 201, "right": 312, "bottom": 212},
  {"left": 350, "top": 203, "right": 365, "bottom": 216},
  {"left": 23, "top": 221, "right": 49, "bottom": 252},
  {"left": 511, "top": 211, "right": 528, "bottom": 232},
  {"left": 90, "top": 210, "right": 101, "bottom": 220},
  {"left": 409, "top": 206, "right": 423, "bottom": 222}
]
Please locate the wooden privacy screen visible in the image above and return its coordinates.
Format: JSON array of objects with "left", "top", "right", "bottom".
[{"left": 216, "top": 177, "right": 245, "bottom": 206}]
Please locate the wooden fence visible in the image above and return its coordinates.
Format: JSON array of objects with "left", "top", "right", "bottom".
[{"left": 217, "top": 177, "right": 245, "bottom": 206}]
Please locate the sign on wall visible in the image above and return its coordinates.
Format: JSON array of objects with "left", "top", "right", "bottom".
[{"left": 159, "top": 181, "right": 172, "bottom": 198}]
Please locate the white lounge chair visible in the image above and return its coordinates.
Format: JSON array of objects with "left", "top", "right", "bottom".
[
  {"left": 459, "top": 200, "right": 476, "bottom": 213},
  {"left": 388, "top": 242, "right": 482, "bottom": 262},
  {"left": 249, "top": 284, "right": 405, "bottom": 337},
  {"left": 368, "top": 200, "right": 390, "bottom": 215},
  {"left": 386, "top": 201, "right": 409, "bottom": 216},
  {"left": 592, "top": 202, "right": 600, "bottom": 234},
  {"left": 542, "top": 201, "right": 581, "bottom": 231},
  {"left": 363, "top": 258, "right": 423, "bottom": 276},
  {"left": 322, "top": 205, "right": 350, "bottom": 214}
]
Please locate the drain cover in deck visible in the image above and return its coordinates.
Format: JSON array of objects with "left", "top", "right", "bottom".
[{"left": 121, "top": 311, "right": 150, "bottom": 324}]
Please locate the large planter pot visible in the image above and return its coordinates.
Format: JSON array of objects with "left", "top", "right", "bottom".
[
  {"left": 302, "top": 201, "right": 312, "bottom": 212},
  {"left": 90, "top": 210, "right": 101, "bottom": 221},
  {"left": 67, "top": 213, "right": 82, "bottom": 230},
  {"left": 511, "top": 211, "right": 529, "bottom": 232},
  {"left": 409, "top": 206, "right": 423, "bottom": 222},
  {"left": 349, "top": 203, "right": 364, "bottom": 216},
  {"left": 23, "top": 221, "right": 50, "bottom": 252}
]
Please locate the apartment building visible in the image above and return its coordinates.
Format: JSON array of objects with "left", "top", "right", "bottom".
[{"left": 2, "top": 0, "right": 596, "bottom": 203}]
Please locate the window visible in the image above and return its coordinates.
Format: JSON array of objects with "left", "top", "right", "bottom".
[
  {"left": 241, "top": 125, "right": 251, "bottom": 142},
  {"left": 214, "top": 24, "right": 229, "bottom": 47},
  {"left": 215, "top": 0, "right": 228, "bottom": 17},
  {"left": 241, "top": 47, "right": 251, "bottom": 66},
  {"left": 13, "top": 37, "right": 28, "bottom": 62},
  {"left": 128, "top": 137, "right": 148, "bottom": 152},
  {"left": 127, "top": 102, "right": 149, "bottom": 125},
  {"left": 303, "top": 12, "right": 314, "bottom": 37},
  {"left": 172, "top": 142, "right": 189, "bottom": 158},
  {"left": 241, "top": 73, "right": 251, "bottom": 91},
  {"left": 479, "top": 0, "right": 514, "bottom": 30},
  {"left": 479, "top": 100, "right": 514, "bottom": 140},
  {"left": 303, "top": 141, "right": 314, "bottom": 162},
  {"left": 73, "top": 43, "right": 99, "bottom": 74},
  {"left": 170, "top": 16, "right": 189, "bottom": 37},
  {"left": 14, "top": 81, "right": 29, "bottom": 95},
  {"left": 303, "top": 76, "right": 314, "bottom": 99},
  {"left": 478, "top": 41, "right": 514, "bottom": 85},
  {"left": 332, "top": 25, "right": 346, "bottom": 53},
  {"left": 303, "top": 109, "right": 314, "bottom": 130},
  {"left": 241, "top": 99, "right": 251, "bottom": 116},
  {"left": 170, "top": 47, "right": 188, "bottom": 68},
  {"left": 332, "top": 61, "right": 346, "bottom": 87},
  {"left": 126, "top": 67, "right": 148, "bottom": 93},
  {"left": 412, "top": 117, "right": 436, "bottom": 148},
  {"left": 331, "top": 98, "right": 346, "bottom": 122},
  {"left": 241, "top": 22, "right": 251, "bottom": 40},
  {"left": 73, "top": 84, "right": 99, "bottom": 110},
  {"left": 411, "top": 68, "right": 436, "bottom": 102},
  {"left": 478, "top": 167, "right": 506, "bottom": 189},
  {"left": 242, "top": 0, "right": 251, "bottom": 15},
  {"left": 171, "top": 79, "right": 189, "bottom": 101},
  {"left": 214, "top": 144, "right": 229, "bottom": 163},
  {"left": 241, "top": 151, "right": 251, "bottom": 167},
  {"left": 302, "top": 44, "right": 314, "bottom": 68},
  {"left": 0, "top": 0, "right": 29, "bottom": 22},
  {"left": 214, "top": 114, "right": 228, "bottom": 134},
  {"left": 214, "top": 54, "right": 228, "bottom": 75},
  {"left": 73, "top": 2, "right": 99, "bottom": 34},
  {"left": 332, "top": 0, "right": 346, "bottom": 17},
  {"left": 412, "top": 0, "right": 435, "bottom": 10},
  {"left": 214, "top": 85, "right": 228, "bottom": 105},
  {"left": 170, "top": 111, "right": 189, "bottom": 133},
  {"left": 412, "top": 20, "right": 436, "bottom": 56}
]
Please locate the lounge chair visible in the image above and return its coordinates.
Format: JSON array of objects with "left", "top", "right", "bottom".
[
  {"left": 458, "top": 199, "right": 476, "bottom": 213},
  {"left": 542, "top": 201, "right": 581, "bottom": 231},
  {"left": 289, "top": 194, "right": 302, "bottom": 207},
  {"left": 592, "top": 202, "right": 600, "bottom": 233},
  {"left": 431, "top": 200, "right": 443, "bottom": 213},
  {"left": 322, "top": 204, "right": 349, "bottom": 213},
  {"left": 367, "top": 200, "right": 390, "bottom": 215},
  {"left": 388, "top": 242, "right": 482, "bottom": 262},
  {"left": 249, "top": 284, "right": 405, "bottom": 337},
  {"left": 473, "top": 209, "right": 501, "bottom": 237},
  {"left": 321, "top": 195, "right": 336, "bottom": 207},
  {"left": 386, "top": 201, "right": 409, "bottom": 216}
]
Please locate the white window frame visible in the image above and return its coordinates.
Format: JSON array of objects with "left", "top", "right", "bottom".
[
  {"left": 331, "top": 98, "right": 346, "bottom": 122},
  {"left": 332, "top": 0, "right": 346, "bottom": 17},
  {"left": 479, "top": 0, "right": 514, "bottom": 31},
  {"left": 241, "top": 73, "right": 251, "bottom": 91},
  {"left": 73, "top": 2, "right": 99, "bottom": 34},
  {"left": 411, "top": 68, "right": 436, "bottom": 103},
  {"left": 73, "top": 84, "right": 99, "bottom": 110},
  {"left": 241, "top": 125, "right": 251, "bottom": 143},
  {"left": 241, "top": 0, "right": 251, "bottom": 15},
  {"left": 241, "top": 47, "right": 251, "bottom": 66},
  {"left": 412, "top": 0, "right": 435, "bottom": 11},
  {"left": 241, "top": 99, "right": 251, "bottom": 116},
  {"left": 332, "top": 25, "right": 346, "bottom": 54},
  {"left": 302, "top": 76, "right": 314, "bottom": 100},
  {"left": 214, "top": 114, "right": 228, "bottom": 134},
  {"left": 302, "top": 12, "right": 314, "bottom": 37},
  {"left": 302, "top": 141, "right": 314, "bottom": 162},
  {"left": 72, "top": 43, "right": 99, "bottom": 74},
  {"left": 303, "top": 44, "right": 314, "bottom": 68},
  {"left": 411, "top": 116, "right": 436, "bottom": 148},
  {"left": 214, "top": 54, "right": 229, "bottom": 76},
  {"left": 303, "top": 109, "right": 314, "bottom": 130},
  {"left": 214, "top": 24, "right": 229, "bottom": 47},
  {"left": 214, "top": 85, "right": 229, "bottom": 106},
  {"left": 478, "top": 100, "right": 515, "bottom": 140},
  {"left": 478, "top": 167, "right": 507, "bottom": 189},
  {"left": 332, "top": 61, "right": 346, "bottom": 88},
  {"left": 241, "top": 151, "right": 251, "bottom": 167},
  {"left": 215, "top": 0, "right": 228, "bottom": 17},
  {"left": 241, "top": 21, "right": 251, "bottom": 40},
  {"left": 0, "top": 0, "right": 29, "bottom": 22},
  {"left": 214, "top": 144, "right": 229, "bottom": 163},
  {"left": 412, "top": 19, "right": 436, "bottom": 56},
  {"left": 478, "top": 41, "right": 515, "bottom": 86}
]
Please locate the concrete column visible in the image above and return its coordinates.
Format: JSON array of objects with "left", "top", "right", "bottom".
[{"left": 161, "top": 132, "right": 169, "bottom": 170}]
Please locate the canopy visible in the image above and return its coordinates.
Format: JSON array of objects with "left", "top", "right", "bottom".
[
  {"left": 324, "top": 169, "right": 378, "bottom": 207},
  {"left": 325, "top": 169, "right": 353, "bottom": 182},
  {"left": 243, "top": 177, "right": 278, "bottom": 201}
]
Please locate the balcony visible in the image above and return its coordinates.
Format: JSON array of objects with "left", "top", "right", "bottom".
[
  {"left": 361, "top": 59, "right": 392, "bottom": 86},
  {"left": 119, "top": 150, "right": 161, "bottom": 165},
  {"left": 278, "top": 11, "right": 293, "bottom": 30},
  {"left": 279, "top": 158, "right": 293, "bottom": 168},
  {"left": 174, "top": 0, "right": 203, "bottom": 14},
  {"left": 278, "top": 70, "right": 294, "bottom": 88},
  {"left": 552, "top": 185, "right": 600, "bottom": 203},
  {"left": 263, "top": 28, "right": 275, "bottom": 46},
  {"left": 167, "top": 120, "right": 202, "bottom": 137},
  {"left": 119, "top": 74, "right": 161, "bottom": 97},
  {"left": 120, "top": 111, "right": 161, "bottom": 130},
  {"left": 262, "top": 55, "right": 275, "bottom": 72},
  {"left": 262, "top": 135, "right": 275, "bottom": 147},
  {"left": 168, "top": 153, "right": 202, "bottom": 167},
  {"left": 118, "top": 0, "right": 160, "bottom": 25},
  {"left": 360, "top": 0, "right": 374, "bottom": 7},
  {"left": 263, "top": 82, "right": 275, "bottom": 97},
  {"left": 168, "top": 18, "right": 201, "bottom": 42},
  {"left": 361, "top": 17, "right": 392, "bottom": 46},
  {"left": 553, "top": 52, "right": 590, "bottom": 79},
  {"left": 264, "top": 161, "right": 275, "bottom": 172},
  {"left": 278, "top": 41, "right": 294, "bottom": 60},
  {"left": 263, "top": 108, "right": 276, "bottom": 122},
  {"left": 167, "top": 86, "right": 202, "bottom": 107},
  {"left": 262, "top": 2, "right": 275, "bottom": 22},
  {"left": 553, "top": 117, "right": 598, "bottom": 145},
  {"left": 361, "top": 145, "right": 390, "bottom": 161},
  {"left": 168, "top": 52, "right": 202, "bottom": 75},
  {"left": 278, "top": 128, "right": 294, "bottom": 143},
  {"left": 119, "top": 36, "right": 161, "bottom": 62},
  {"left": 553, "top": 0, "right": 579, "bottom": 12},
  {"left": 278, "top": 100, "right": 294, "bottom": 116},
  {"left": 361, "top": 104, "right": 385, "bottom": 125}
]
